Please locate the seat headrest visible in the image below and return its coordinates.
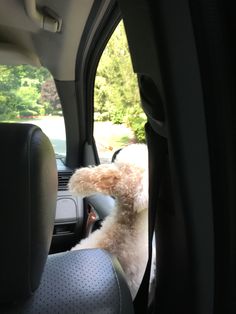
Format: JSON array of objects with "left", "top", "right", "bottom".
[{"left": 0, "top": 123, "right": 58, "bottom": 303}]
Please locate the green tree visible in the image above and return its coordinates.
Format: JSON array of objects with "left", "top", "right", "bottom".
[
  {"left": 0, "top": 65, "right": 51, "bottom": 120},
  {"left": 41, "top": 79, "right": 61, "bottom": 114},
  {"left": 94, "top": 21, "right": 146, "bottom": 142},
  {"left": 0, "top": 66, "right": 20, "bottom": 119},
  {"left": 16, "top": 85, "right": 45, "bottom": 116}
]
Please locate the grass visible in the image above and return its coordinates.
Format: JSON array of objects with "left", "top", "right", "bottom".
[
  {"left": 108, "top": 135, "right": 133, "bottom": 147},
  {"left": 94, "top": 121, "right": 134, "bottom": 147}
]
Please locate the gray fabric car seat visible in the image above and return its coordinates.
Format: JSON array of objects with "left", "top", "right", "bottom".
[{"left": 0, "top": 123, "right": 134, "bottom": 314}]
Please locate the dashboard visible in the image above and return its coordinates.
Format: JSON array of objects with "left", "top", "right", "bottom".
[
  {"left": 50, "top": 158, "right": 84, "bottom": 253},
  {"left": 50, "top": 158, "right": 116, "bottom": 253}
]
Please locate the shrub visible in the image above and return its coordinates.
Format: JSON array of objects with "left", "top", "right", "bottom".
[
  {"left": 125, "top": 107, "right": 146, "bottom": 142},
  {"left": 0, "top": 111, "right": 19, "bottom": 121},
  {"left": 94, "top": 112, "right": 110, "bottom": 121},
  {"left": 19, "top": 109, "right": 38, "bottom": 117}
]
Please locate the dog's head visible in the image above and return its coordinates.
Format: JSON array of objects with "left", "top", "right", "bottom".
[{"left": 113, "top": 144, "right": 148, "bottom": 213}]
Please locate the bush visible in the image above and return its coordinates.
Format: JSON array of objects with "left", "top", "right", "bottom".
[
  {"left": 0, "top": 110, "right": 19, "bottom": 121},
  {"left": 39, "top": 107, "right": 45, "bottom": 116},
  {"left": 8, "top": 111, "right": 19, "bottom": 119},
  {"left": 125, "top": 108, "right": 146, "bottom": 142},
  {"left": 110, "top": 106, "right": 126, "bottom": 124},
  {"left": 94, "top": 111, "right": 110, "bottom": 121},
  {"left": 129, "top": 118, "right": 146, "bottom": 142},
  {"left": 19, "top": 109, "right": 38, "bottom": 117},
  {"left": 31, "top": 104, "right": 45, "bottom": 116}
]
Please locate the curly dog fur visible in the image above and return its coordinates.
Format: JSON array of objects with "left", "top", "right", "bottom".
[{"left": 68, "top": 144, "right": 148, "bottom": 299}]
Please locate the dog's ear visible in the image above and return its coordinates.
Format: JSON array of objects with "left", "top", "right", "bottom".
[
  {"left": 133, "top": 171, "right": 149, "bottom": 213},
  {"left": 69, "top": 164, "right": 121, "bottom": 197},
  {"left": 94, "top": 168, "right": 121, "bottom": 193}
]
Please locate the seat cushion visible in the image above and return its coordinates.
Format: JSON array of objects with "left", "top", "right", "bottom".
[{"left": 2, "top": 249, "right": 134, "bottom": 314}]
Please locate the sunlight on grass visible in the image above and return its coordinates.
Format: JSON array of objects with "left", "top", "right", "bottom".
[
  {"left": 108, "top": 135, "right": 131, "bottom": 148},
  {"left": 94, "top": 121, "right": 135, "bottom": 163}
]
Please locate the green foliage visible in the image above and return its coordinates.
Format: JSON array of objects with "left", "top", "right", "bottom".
[
  {"left": 41, "top": 79, "right": 61, "bottom": 114},
  {"left": 0, "top": 65, "right": 59, "bottom": 121},
  {"left": 125, "top": 107, "right": 147, "bottom": 143},
  {"left": 19, "top": 109, "right": 38, "bottom": 117},
  {"left": 94, "top": 21, "right": 146, "bottom": 142}
]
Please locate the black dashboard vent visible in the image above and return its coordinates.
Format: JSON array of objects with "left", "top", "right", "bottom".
[{"left": 58, "top": 171, "right": 73, "bottom": 191}]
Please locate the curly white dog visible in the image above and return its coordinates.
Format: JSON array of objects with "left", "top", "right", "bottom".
[{"left": 68, "top": 144, "right": 148, "bottom": 299}]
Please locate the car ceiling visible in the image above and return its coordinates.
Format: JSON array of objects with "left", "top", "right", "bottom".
[{"left": 0, "top": 0, "right": 94, "bottom": 80}]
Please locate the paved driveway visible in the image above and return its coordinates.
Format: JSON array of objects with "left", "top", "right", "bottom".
[
  {"left": 21, "top": 116, "right": 66, "bottom": 156},
  {"left": 20, "top": 117, "right": 134, "bottom": 162}
]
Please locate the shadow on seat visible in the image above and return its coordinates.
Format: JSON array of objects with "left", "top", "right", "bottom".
[{"left": 0, "top": 123, "right": 134, "bottom": 314}]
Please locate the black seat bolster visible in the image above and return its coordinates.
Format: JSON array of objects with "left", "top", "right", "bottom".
[
  {"left": 0, "top": 123, "right": 57, "bottom": 303},
  {"left": 1, "top": 249, "right": 134, "bottom": 314}
]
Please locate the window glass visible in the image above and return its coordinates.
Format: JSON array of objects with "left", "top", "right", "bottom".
[
  {"left": 94, "top": 21, "right": 146, "bottom": 163},
  {"left": 0, "top": 65, "right": 66, "bottom": 157}
]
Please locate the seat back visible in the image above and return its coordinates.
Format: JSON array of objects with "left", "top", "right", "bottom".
[{"left": 0, "top": 123, "right": 57, "bottom": 303}]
